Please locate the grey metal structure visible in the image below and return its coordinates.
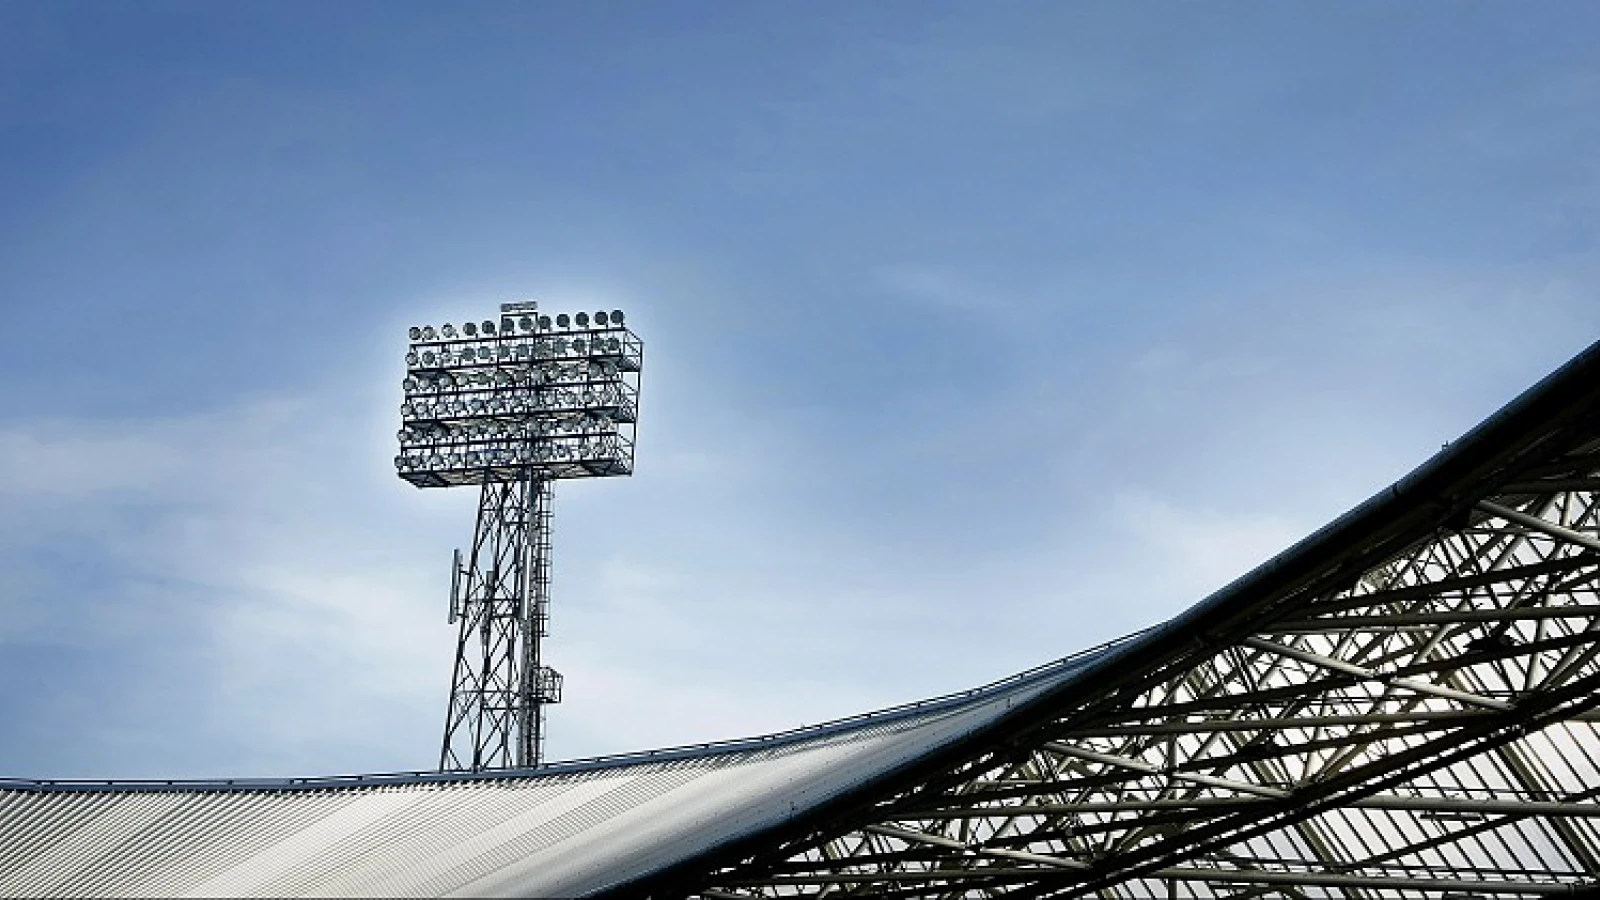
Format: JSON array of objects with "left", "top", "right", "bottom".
[
  {"left": 3, "top": 338, "right": 1600, "bottom": 899},
  {"left": 439, "top": 475, "right": 562, "bottom": 771},
  {"left": 396, "top": 301, "right": 642, "bottom": 771},
  {"left": 621, "top": 338, "right": 1600, "bottom": 899}
]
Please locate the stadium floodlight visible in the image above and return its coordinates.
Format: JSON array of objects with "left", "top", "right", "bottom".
[{"left": 397, "top": 299, "right": 644, "bottom": 772}]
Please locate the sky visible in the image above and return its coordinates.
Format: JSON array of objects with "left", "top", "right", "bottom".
[{"left": 1, "top": 2, "right": 1597, "bottom": 780}]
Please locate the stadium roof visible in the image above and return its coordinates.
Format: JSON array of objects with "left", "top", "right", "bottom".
[
  {"left": 6, "top": 337, "right": 1600, "bottom": 898},
  {"left": 0, "top": 652, "right": 1115, "bottom": 898}
]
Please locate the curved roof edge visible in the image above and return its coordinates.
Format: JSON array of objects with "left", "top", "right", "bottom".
[{"left": 0, "top": 630, "right": 1149, "bottom": 795}]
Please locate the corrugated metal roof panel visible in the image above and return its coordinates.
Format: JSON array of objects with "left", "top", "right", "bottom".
[{"left": 0, "top": 649, "right": 1101, "bottom": 898}]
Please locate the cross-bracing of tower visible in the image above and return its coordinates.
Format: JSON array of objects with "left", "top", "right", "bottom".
[{"left": 394, "top": 300, "right": 642, "bottom": 771}]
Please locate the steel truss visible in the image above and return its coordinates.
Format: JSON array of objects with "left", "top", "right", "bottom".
[
  {"left": 438, "top": 470, "right": 561, "bottom": 771},
  {"left": 616, "top": 375, "right": 1600, "bottom": 897}
]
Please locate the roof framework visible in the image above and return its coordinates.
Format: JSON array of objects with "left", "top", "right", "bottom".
[{"left": 625, "top": 344, "right": 1600, "bottom": 899}]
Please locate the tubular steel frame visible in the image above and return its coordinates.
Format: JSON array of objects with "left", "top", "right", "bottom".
[{"left": 611, "top": 346, "right": 1600, "bottom": 898}]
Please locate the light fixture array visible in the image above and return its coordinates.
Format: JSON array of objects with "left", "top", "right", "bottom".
[{"left": 396, "top": 309, "right": 642, "bottom": 487}]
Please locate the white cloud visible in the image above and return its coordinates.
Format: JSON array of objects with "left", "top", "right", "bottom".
[
  {"left": 1108, "top": 490, "right": 1303, "bottom": 601},
  {"left": 0, "top": 389, "right": 463, "bottom": 776},
  {"left": 872, "top": 262, "right": 1008, "bottom": 314}
]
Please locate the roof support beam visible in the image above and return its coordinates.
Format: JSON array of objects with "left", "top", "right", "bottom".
[
  {"left": 891, "top": 794, "right": 1600, "bottom": 820},
  {"left": 1478, "top": 500, "right": 1600, "bottom": 554},
  {"left": 1154, "top": 866, "right": 1582, "bottom": 895},
  {"left": 863, "top": 824, "right": 1088, "bottom": 871},
  {"left": 1073, "top": 710, "right": 1493, "bottom": 736},
  {"left": 1266, "top": 605, "right": 1600, "bottom": 630},
  {"left": 1501, "top": 478, "right": 1600, "bottom": 493},
  {"left": 1042, "top": 742, "right": 1290, "bottom": 800},
  {"left": 1242, "top": 637, "right": 1510, "bottom": 710}
]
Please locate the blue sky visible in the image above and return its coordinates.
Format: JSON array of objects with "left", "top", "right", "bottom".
[{"left": 1, "top": 2, "right": 1597, "bottom": 779}]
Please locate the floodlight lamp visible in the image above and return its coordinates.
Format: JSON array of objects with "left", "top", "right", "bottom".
[
  {"left": 606, "top": 337, "right": 621, "bottom": 353},
  {"left": 409, "top": 326, "right": 422, "bottom": 340},
  {"left": 477, "top": 346, "right": 490, "bottom": 361},
  {"left": 464, "top": 322, "right": 477, "bottom": 336},
  {"left": 573, "top": 339, "right": 586, "bottom": 355},
  {"left": 556, "top": 314, "right": 570, "bottom": 328},
  {"left": 423, "top": 326, "right": 437, "bottom": 340},
  {"left": 406, "top": 351, "right": 419, "bottom": 366},
  {"left": 538, "top": 315, "right": 552, "bottom": 330},
  {"left": 482, "top": 320, "right": 496, "bottom": 335},
  {"left": 501, "top": 317, "right": 514, "bottom": 333},
  {"left": 611, "top": 309, "right": 625, "bottom": 325},
  {"left": 575, "top": 312, "right": 590, "bottom": 327},
  {"left": 422, "top": 351, "right": 437, "bottom": 366},
  {"left": 594, "top": 311, "right": 609, "bottom": 326},
  {"left": 519, "top": 316, "right": 534, "bottom": 332},
  {"left": 442, "top": 324, "right": 456, "bottom": 339}
]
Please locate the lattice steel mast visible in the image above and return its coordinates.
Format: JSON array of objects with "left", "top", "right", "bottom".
[{"left": 395, "top": 301, "right": 642, "bottom": 771}]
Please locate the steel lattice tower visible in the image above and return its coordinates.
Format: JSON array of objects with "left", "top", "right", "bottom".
[
  {"left": 438, "top": 475, "right": 558, "bottom": 770},
  {"left": 395, "top": 301, "right": 642, "bottom": 771}
]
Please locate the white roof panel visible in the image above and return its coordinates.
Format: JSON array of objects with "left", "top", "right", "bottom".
[{"left": 0, "top": 651, "right": 1106, "bottom": 898}]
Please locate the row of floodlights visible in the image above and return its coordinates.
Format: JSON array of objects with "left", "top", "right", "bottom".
[
  {"left": 396, "top": 440, "right": 623, "bottom": 471},
  {"left": 401, "top": 412, "right": 616, "bottom": 441},
  {"left": 409, "top": 310, "right": 625, "bottom": 343},
  {"left": 406, "top": 337, "right": 624, "bottom": 368},
  {"left": 403, "top": 360, "right": 620, "bottom": 393},
  {"left": 401, "top": 390, "right": 630, "bottom": 421}
]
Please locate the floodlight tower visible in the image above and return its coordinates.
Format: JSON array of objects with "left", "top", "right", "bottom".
[{"left": 395, "top": 301, "right": 642, "bottom": 771}]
